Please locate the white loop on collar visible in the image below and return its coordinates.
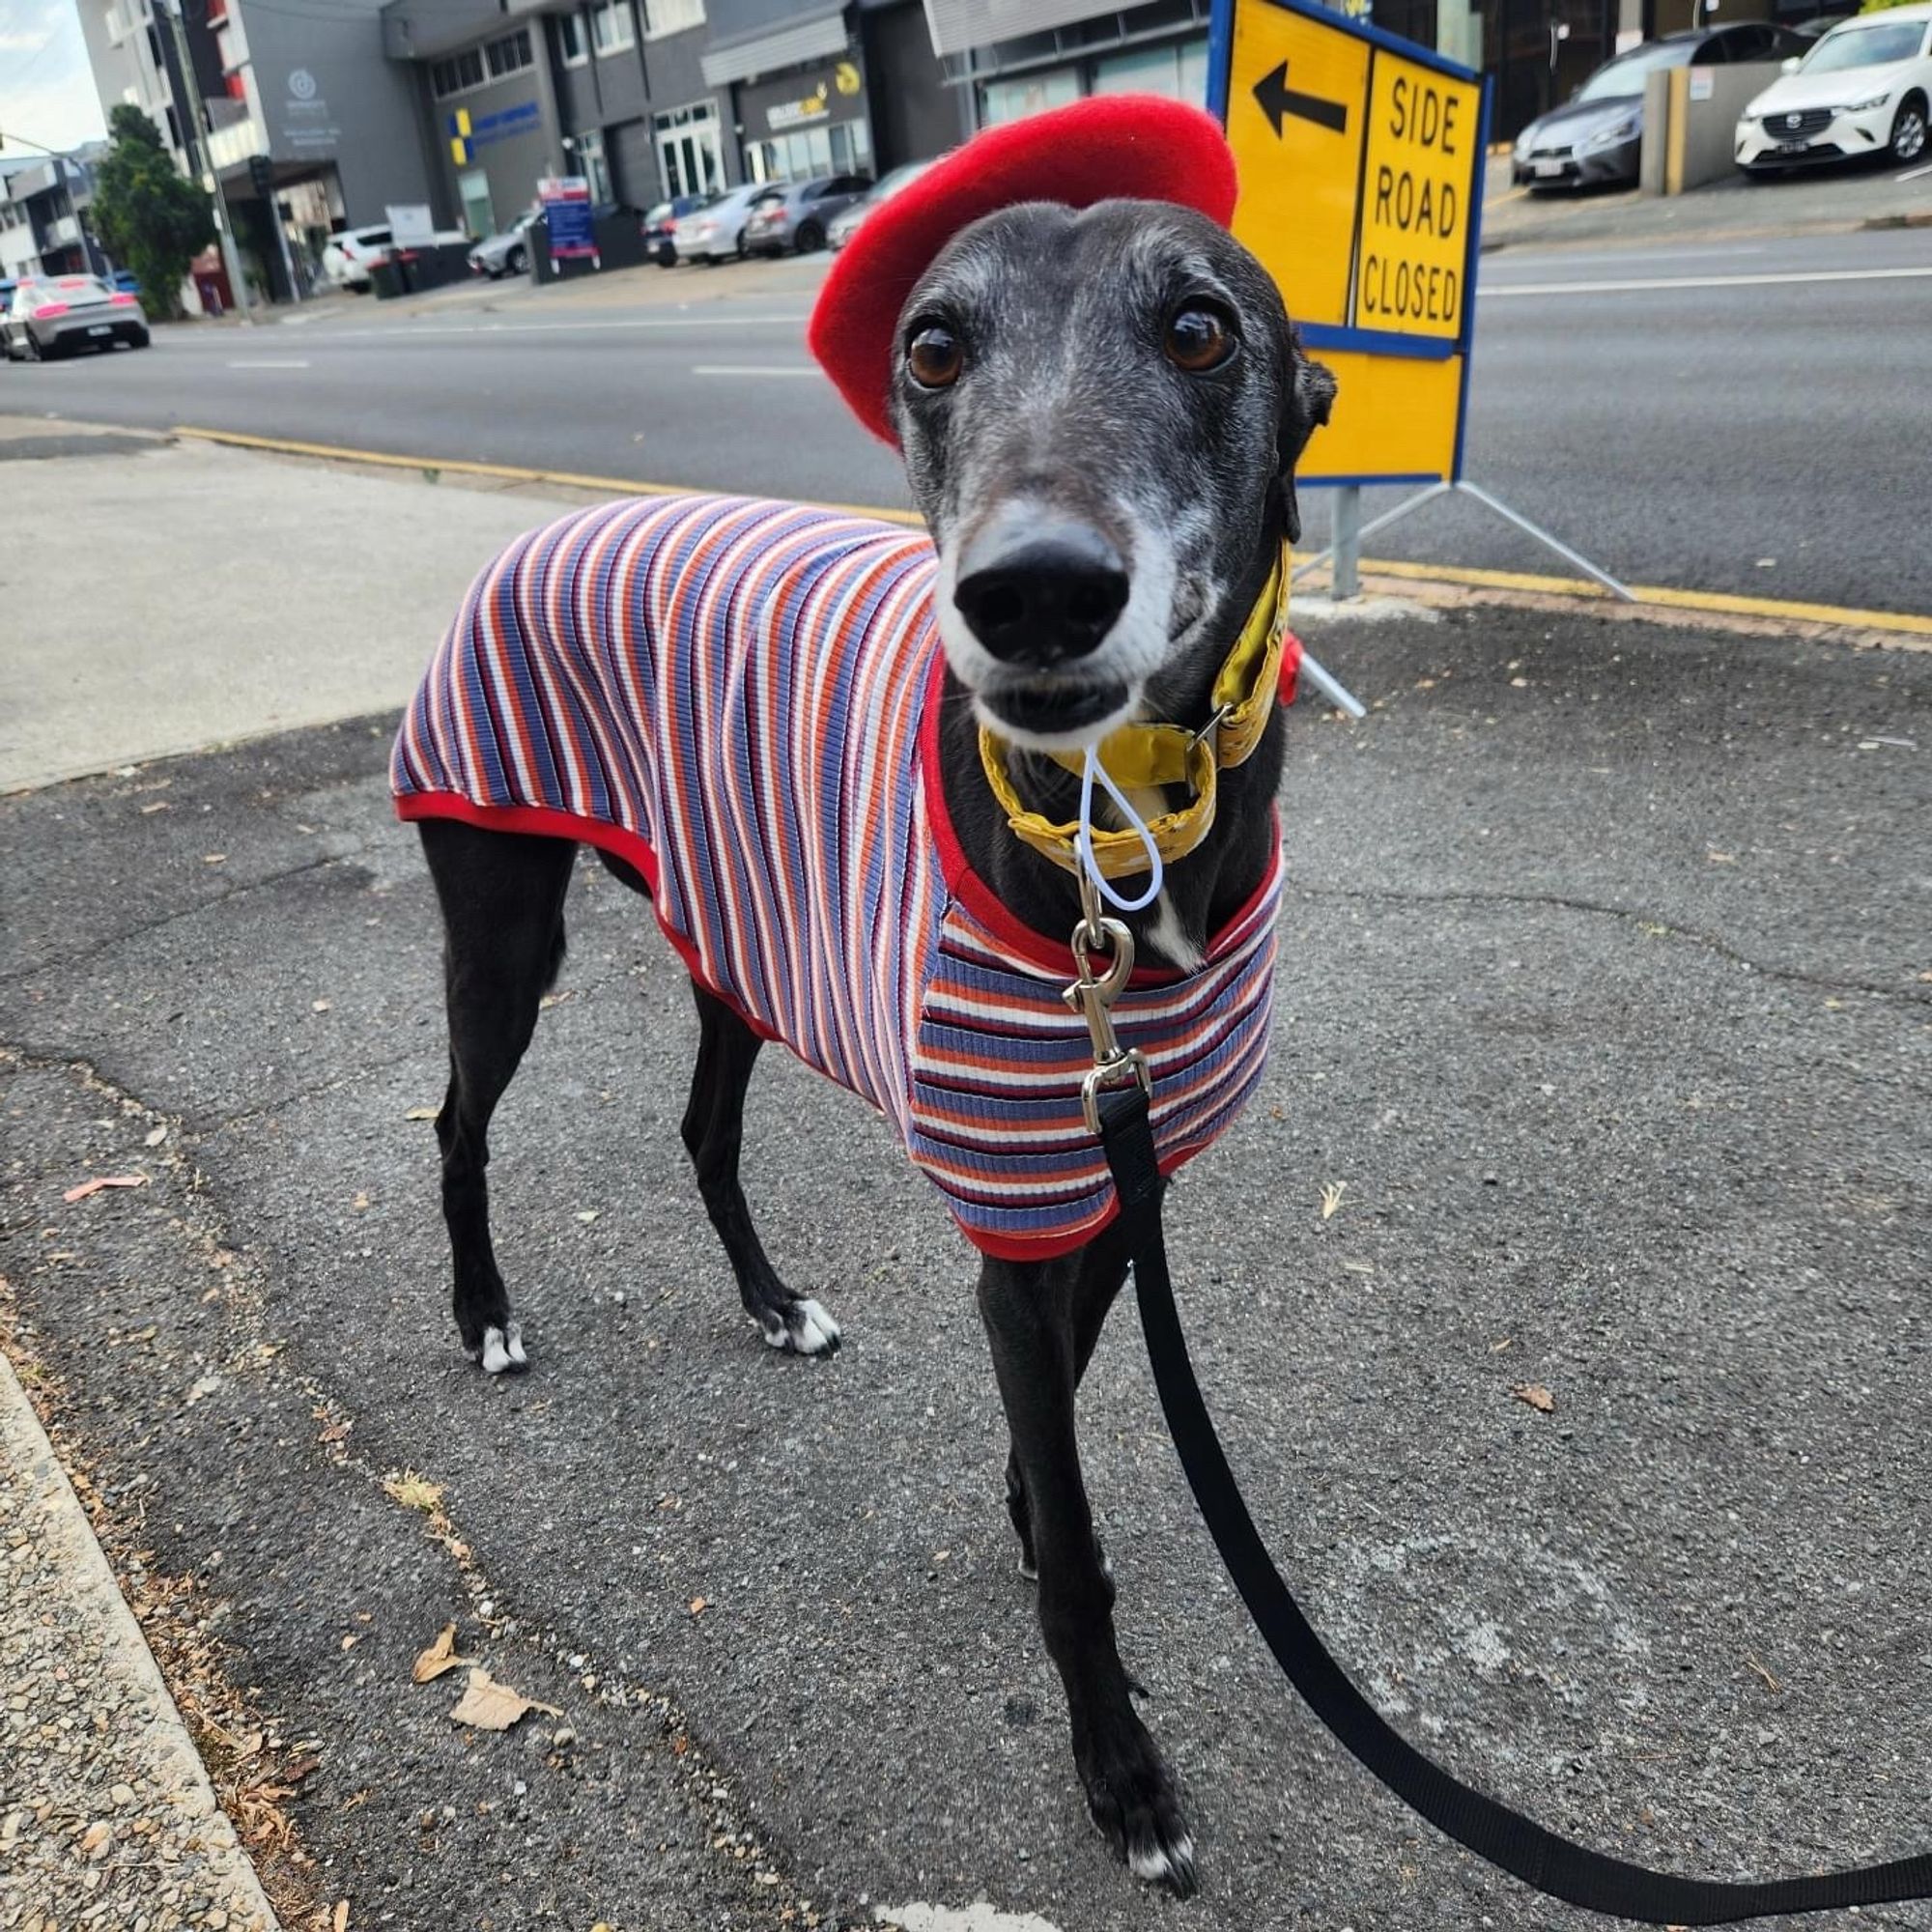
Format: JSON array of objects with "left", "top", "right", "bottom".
[{"left": 1075, "top": 744, "right": 1165, "bottom": 915}]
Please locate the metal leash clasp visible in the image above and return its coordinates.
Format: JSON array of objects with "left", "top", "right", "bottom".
[{"left": 1065, "top": 868, "right": 1153, "bottom": 1137}]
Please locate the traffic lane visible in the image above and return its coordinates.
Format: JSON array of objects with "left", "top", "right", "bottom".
[
  {"left": 29, "top": 254, "right": 1932, "bottom": 611},
  {"left": 1296, "top": 271, "right": 1932, "bottom": 611},
  {"left": 28, "top": 323, "right": 915, "bottom": 515},
  {"left": 3, "top": 607, "right": 1927, "bottom": 1930},
  {"left": 1477, "top": 227, "right": 1932, "bottom": 280}
]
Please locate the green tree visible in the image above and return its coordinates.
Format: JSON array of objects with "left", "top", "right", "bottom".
[{"left": 91, "top": 104, "right": 214, "bottom": 320}]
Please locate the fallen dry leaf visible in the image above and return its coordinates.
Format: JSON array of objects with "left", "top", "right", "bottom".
[
  {"left": 334, "top": 1901, "right": 350, "bottom": 1932},
  {"left": 1319, "top": 1180, "right": 1347, "bottom": 1221},
  {"left": 1513, "top": 1383, "right": 1556, "bottom": 1414},
  {"left": 63, "top": 1175, "right": 150, "bottom": 1205},
  {"left": 139, "top": 800, "right": 170, "bottom": 814},
  {"left": 448, "top": 1666, "right": 560, "bottom": 1732},
  {"left": 312, "top": 999, "right": 333, "bottom": 1013},
  {"left": 404, "top": 1106, "right": 438, "bottom": 1122},
  {"left": 144, "top": 1123, "right": 167, "bottom": 1148},
  {"left": 412, "top": 1623, "right": 475, "bottom": 1684},
  {"left": 689, "top": 1596, "right": 708, "bottom": 1617}
]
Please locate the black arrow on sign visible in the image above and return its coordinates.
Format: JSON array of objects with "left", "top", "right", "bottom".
[{"left": 1252, "top": 60, "right": 1350, "bottom": 136}]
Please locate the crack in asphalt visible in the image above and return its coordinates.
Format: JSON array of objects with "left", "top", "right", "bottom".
[
  {"left": 0, "top": 852, "right": 349, "bottom": 989},
  {"left": 1296, "top": 883, "right": 1930, "bottom": 1006}
]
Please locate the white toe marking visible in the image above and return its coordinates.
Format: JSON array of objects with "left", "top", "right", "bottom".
[
  {"left": 879, "top": 1905, "right": 1065, "bottom": 1932},
  {"left": 481, "top": 1323, "right": 526, "bottom": 1375},
  {"left": 788, "top": 1296, "right": 840, "bottom": 1355},
  {"left": 1128, "top": 1832, "right": 1196, "bottom": 1885}
]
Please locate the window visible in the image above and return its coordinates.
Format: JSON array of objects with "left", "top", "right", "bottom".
[
  {"left": 589, "top": 0, "right": 635, "bottom": 55},
  {"left": 556, "top": 13, "right": 587, "bottom": 65},
  {"left": 575, "top": 128, "right": 612, "bottom": 202},
  {"left": 431, "top": 47, "right": 486, "bottom": 98},
  {"left": 487, "top": 28, "right": 532, "bottom": 77},
  {"left": 641, "top": 0, "right": 703, "bottom": 37}
]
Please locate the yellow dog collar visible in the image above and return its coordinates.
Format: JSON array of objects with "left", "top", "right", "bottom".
[{"left": 978, "top": 546, "right": 1289, "bottom": 880}]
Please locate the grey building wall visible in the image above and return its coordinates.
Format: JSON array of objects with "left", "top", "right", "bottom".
[
  {"left": 244, "top": 2, "right": 440, "bottom": 224},
  {"left": 427, "top": 51, "right": 560, "bottom": 230},
  {"left": 547, "top": 12, "right": 727, "bottom": 202},
  {"left": 860, "top": 0, "right": 963, "bottom": 166}
]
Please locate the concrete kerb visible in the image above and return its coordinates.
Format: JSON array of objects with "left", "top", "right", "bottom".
[
  {"left": 166, "top": 423, "right": 1932, "bottom": 654},
  {"left": 0, "top": 1348, "right": 283, "bottom": 1929}
]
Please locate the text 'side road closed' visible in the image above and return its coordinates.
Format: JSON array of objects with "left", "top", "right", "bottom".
[{"left": 1214, "top": 0, "right": 1487, "bottom": 486}]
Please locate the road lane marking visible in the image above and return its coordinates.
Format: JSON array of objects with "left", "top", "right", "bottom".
[
  {"left": 170, "top": 426, "right": 1932, "bottom": 638},
  {"left": 226, "top": 357, "right": 311, "bottom": 368},
  {"left": 1896, "top": 160, "right": 1932, "bottom": 182},
  {"left": 1485, "top": 265, "right": 1932, "bottom": 297},
  {"left": 690, "top": 363, "right": 819, "bottom": 377},
  {"left": 299, "top": 311, "right": 811, "bottom": 344}
]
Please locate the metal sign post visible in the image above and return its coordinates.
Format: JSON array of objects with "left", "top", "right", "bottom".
[{"left": 1210, "top": 0, "right": 1630, "bottom": 602}]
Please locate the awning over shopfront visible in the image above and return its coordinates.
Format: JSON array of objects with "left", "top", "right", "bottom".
[{"left": 701, "top": 2, "right": 850, "bottom": 87}]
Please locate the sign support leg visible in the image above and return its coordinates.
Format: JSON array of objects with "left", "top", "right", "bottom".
[
  {"left": 1332, "top": 486, "right": 1362, "bottom": 601},
  {"left": 1289, "top": 480, "right": 1634, "bottom": 604}
]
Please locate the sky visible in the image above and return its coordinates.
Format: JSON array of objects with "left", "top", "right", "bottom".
[{"left": 1, "top": 0, "right": 106, "bottom": 160}]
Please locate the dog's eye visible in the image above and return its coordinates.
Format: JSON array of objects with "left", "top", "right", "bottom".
[
  {"left": 906, "top": 324, "right": 962, "bottom": 390},
  {"left": 1165, "top": 304, "right": 1236, "bottom": 373}
]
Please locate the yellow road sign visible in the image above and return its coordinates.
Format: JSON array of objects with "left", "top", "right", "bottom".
[{"left": 1211, "top": 0, "right": 1488, "bottom": 484}]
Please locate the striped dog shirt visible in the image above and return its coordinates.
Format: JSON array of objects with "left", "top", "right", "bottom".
[{"left": 392, "top": 494, "right": 1284, "bottom": 1260}]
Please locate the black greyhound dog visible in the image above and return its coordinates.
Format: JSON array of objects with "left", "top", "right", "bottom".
[{"left": 412, "top": 197, "right": 1334, "bottom": 1894}]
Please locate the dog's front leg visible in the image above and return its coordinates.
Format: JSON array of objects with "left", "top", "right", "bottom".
[{"left": 978, "top": 1252, "right": 1196, "bottom": 1895}]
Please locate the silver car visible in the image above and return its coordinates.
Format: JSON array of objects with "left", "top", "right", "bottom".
[
  {"left": 469, "top": 210, "right": 537, "bottom": 279},
  {"left": 826, "top": 159, "right": 936, "bottom": 252},
  {"left": 740, "top": 175, "right": 873, "bottom": 256},
  {"left": 3, "top": 275, "right": 150, "bottom": 361}
]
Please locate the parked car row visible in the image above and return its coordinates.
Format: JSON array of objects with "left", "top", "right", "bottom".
[
  {"left": 3, "top": 274, "right": 149, "bottom": 361},
  {"left": 1511, "top": 4, "right": 1929, "bottom": 189},
  {"left": 1737, "top": 2, "right": 1930, "bottom": 173},
  {"left": 655, "top": 163, "right": 934, "bottom": 267},
  {"left": 323, "top": 221, "right": 474, "bottom": 292}
]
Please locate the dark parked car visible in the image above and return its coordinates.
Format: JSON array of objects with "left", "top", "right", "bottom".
[
  {"left": 3, "top": 275, "right": 150, "bottom": 360},
  {"left": 643, "top": 191, "right": 720, "bottom": 267},
  {"left": 741, "top": 175, "right": 873, "bottom": 255},
  {"left": 1513, "top": 22, "right": 1808, "bottom": 187}
]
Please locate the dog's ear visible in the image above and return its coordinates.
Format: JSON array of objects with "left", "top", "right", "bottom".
[{"left": 1276, "top": 326, "right": 1337, "bottom": 547}]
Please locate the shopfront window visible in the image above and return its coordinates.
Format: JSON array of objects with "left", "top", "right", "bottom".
[
  {"left": 654, "top": 99, "right": 724, "bottom": 198},
  {"left": 458, "top": 168, "right": 495, "bottom": 239},
  {"left": 980, "top": 34, "right": 1210, "bottom": 126},
  {"left": 979, "top": 68, "right": 1081, "bottom": 126},
  {"left": 747, "top": 118, "right": 869, "bottom": 184},
  {"left": 574, "top": 128, "right": 613, "bottom": 203}
]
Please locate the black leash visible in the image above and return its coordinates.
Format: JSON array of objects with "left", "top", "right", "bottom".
[{"left": 1098, "top": 1084, "right": 1932, "bottom": 1925}]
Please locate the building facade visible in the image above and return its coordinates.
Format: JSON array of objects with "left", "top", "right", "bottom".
[{"left": 1, "top": 151, "right": 108, "bottom": 284}]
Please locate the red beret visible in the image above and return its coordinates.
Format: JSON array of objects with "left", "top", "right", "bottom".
[{"left": 809, "top": 95, "right": 1239, "bottom": 445}]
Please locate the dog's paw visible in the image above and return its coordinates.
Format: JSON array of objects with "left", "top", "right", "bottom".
[
  {"left": 1078, "top": 1716, "right": 1196, "bottom": 1898},
  {"left": 761, "top": 1296, "right": 841, "bottom": 1357},
  {"left": 476, "top": 1321, "right": 528, "bottom": 1376}
]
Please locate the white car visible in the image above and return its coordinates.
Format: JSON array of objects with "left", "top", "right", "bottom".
[
  {"left": 672, "top": 183, "right": 783, "bottom": 264},
  {"left": 1737, "top": 2, "right": 1931, "bottom": 172},
  {"left": 320, "top": 225, "right": 394, "bottom": 291},
  {"left": 322, "top": 222, "right": 472, "bottom": 290}
]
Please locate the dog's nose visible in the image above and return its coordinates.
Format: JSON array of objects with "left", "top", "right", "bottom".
[{"left": 953, "top": 523, "right": 1129, "bottom": 667}]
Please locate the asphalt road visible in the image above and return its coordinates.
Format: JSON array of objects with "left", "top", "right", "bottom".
[
  {"left": 14, "top": 226, "right": 1932, "bottom": 615},
  {"left": 3, "top": 598, "right": 1927, "bottom": 1930}
]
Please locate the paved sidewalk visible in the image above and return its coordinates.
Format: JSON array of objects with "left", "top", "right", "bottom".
[
  {"left": 5, "top": 425, "right": 1929, "bottom": 1932},
  {"left": 0, "top": 1351, "right": 281, "bottom": 1931},
  {"left": 1481, "top": 147, "right": 1932, "bottom": 250},
  {"left": 0, "top": 418, "right": 562, "bottom": 792}
]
